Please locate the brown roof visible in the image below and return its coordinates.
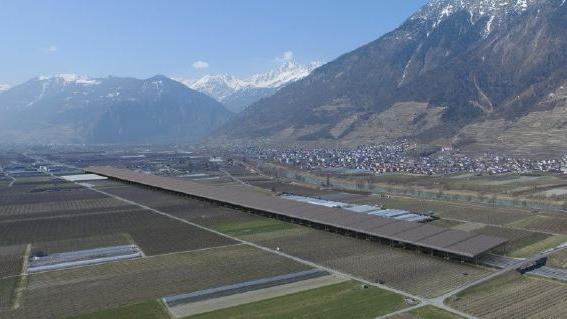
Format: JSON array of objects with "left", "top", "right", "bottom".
[{"left": 85, "top": 166, "right": 507, "bottom": 258}]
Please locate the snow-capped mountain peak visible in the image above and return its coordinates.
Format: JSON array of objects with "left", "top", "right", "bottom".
[
  {"left": 248, "top": 60, "right": 322, "bottom": 89},
  {"left": 412, "top": 0, "right": 543, "bottom": 37},
  {"left": 185, "top": 59, "right": 321, "bottom": 96},
  {"left": 36, "top": 74, "right": 100, "bottom": 86},
  {"left": 183, "top": 74, "right": 247, "bottom": 101},
  {"left": 178, "top": 59, "right": 322, "bottom": 112}
]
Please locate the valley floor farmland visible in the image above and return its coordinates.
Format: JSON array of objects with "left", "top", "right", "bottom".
[
  {"left": 4, "top": 155, "right": 567, "bottom": 319},
  {"left": 93, "top": 181, "right": 495, "bottom": 299},
  {"left": 0, "top": 168, "right": 414, "bottom": 319},
  {"left": 6, "top": 245, "right": 308, "bottom": 319},
  {"left": 447, "top": 272, "right": 567, "bottom": 318}
]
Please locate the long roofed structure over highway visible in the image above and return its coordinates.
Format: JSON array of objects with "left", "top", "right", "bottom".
[{"left": 85, "top": 166, "right": 507, "bottom": 259}]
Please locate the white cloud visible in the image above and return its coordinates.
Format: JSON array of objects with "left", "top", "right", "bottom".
[
  {"left": 192, "top": 60, "right": 209, "bottom": 69},
  {"left": 281, "top": 51, "right": 294, "bottom": 61},
  {"left": 0, "top": 83, "right": 10, "bottom": 92},
  {"left": 46, "top": 45, "right": 57, "bottom": 53}
]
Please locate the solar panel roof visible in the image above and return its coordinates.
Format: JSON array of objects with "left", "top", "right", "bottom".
[{"left": 86, "top": 166, "right": 507, "bottom": 258}]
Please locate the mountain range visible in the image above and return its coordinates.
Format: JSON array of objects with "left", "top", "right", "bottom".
[
  {"left": 0, "top": 74, "right": 231, "bottom": 144},
  {"left": 215, "top": 0, "right": 567, "bottom": 156},
  {"left": 0, "top": 0, "right": 565, "bottom": 152},
  {"left": 179, "top": 60, "right": 321, "bottom": 113}
]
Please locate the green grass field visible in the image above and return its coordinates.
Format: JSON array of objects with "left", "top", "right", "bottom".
[
  {"left": 212, "top": 218, "right": 296, "bottom": 237},
  {"left": 0, "top": 277, "right": 17, "bottom": 310},
  {"left": 64, "top": 300, "right": 170, "bottom": 319},
  {"left": 408, "top": 306, "right": 463, "bottom": 319},
  {"left": 548, "top": 249, "right": 567, "bottom": 269},
  {"left": 184, "top": 281, "right": 408, "bottom": 319},
  {"left": 507, "top": 234, "right": 567, "bottom": 258},
  {"left": 449, "top": 271, "right": 521, "bottom": 300}
]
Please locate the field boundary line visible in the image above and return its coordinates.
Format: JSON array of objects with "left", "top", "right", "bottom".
[
  {"left": 0, "top": 208, "right": 138, "bottom": 225},
  {"left": 158, "top": 298, "right": 175, "bottom": 319},
  {"left": 12, "top": 243, "right": 31, "bottom": 310},
  {"left": 122, "top": 232, "right": 147, "bottom": 257},
  {"left": 374, "top": 303, "right": 423, "bottom": 319},
  {"left": 125, "top": 243, "right": 245, "bottom": 262}
]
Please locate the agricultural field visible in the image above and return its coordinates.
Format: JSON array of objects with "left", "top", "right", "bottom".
[
  {"left": 0, "top": 197, "right": 132, "bottom": 220},
  {"left": 504, "top": 235, "right": 567, "bottom": 258},
  {"left": 0, "top": 177, "right": 68, "bottom": 190},
  {"left": 248, "top": 180, "right": 329, "bottom": 197},
  {"left": 30, "top": 234, "right": 132, "bottom": 256},
  {"left": 5, "top": 160, "right": 559, "bottom": 319},
  {"left": 509, "top": 214, "right": 567, "bottom": 235},
  {"left": 0, "top": 177, "right": 237, "bottom": 256},
  {"left": 338, "top": 171, "right": 567, "bottom": 200},
  {"left": 0, "top": 244, "right": 25, "bottom": 278},
  {"left": 472, "top": 226, "right": 552, "bottom": 257},
  {"left": 0, "top": 188, "right": 106, "bottom": 206},
  {"left": 65, "top": 300, "right": 170, "bottom": 319},
  {"left": 239, "top": 226, "right": 491, "bottom": 298},
  {"left": 548, "top": 249, "right": 567, "bottom": 269},
  {"left": 88, "top": 179, "right": 498, "bottom": 299},
  {"left": 96, "top": 183, "right": 291, "bottom": 230},
  {"left": 0, "top": 209, "right": 235, "bottom": 256},
  {"left": 387, "top": 305, "right": 463, "bottom": 319},
  {"left": 82, "top": 179, "right": 137, "bottom": 189},
  {"left": 99, "top": 184, "right": 204, "bottom": 207},
  {"left": 0, "top": 277, "right": 18, "bottom": 313},
  {"left": 447, "top": 272, "right": 567, "bottom": 318},
  {"left": 366, "top": 195, "right": 532, "bottom": 225},
  {"left": 3, "top": 245, "right": 308, "bottom": 319},
  {"left": 184, "top": 280, "right": 409, "bottom": 319},
  {"left": 208, "top": 218, "right": 296, "bottom": 237}
]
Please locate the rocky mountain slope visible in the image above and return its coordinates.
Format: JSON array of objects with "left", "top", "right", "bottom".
[
  {"left": 0, "top": 74, "right": 231, "bottom": 144},
  {"left": 215, "top": 0, "right": 567, "bottom": 155},
  {"left": 181, "top": 60, "right": 321, "bottom": 113}
]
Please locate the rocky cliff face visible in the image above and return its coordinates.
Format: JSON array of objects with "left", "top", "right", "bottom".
[{"left": 215, "top": 0, "right": 567, "bottom": 155}]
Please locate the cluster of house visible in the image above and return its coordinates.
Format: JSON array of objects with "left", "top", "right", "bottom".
[{"left": 234, "top": 142, "right": 567, "bottom": 176}]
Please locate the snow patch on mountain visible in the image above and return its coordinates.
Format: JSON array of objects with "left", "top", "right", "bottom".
[
  {"left": 0, "top": 84, "right": 10, "bottom": 92},
  {"left": 36, "top": 74, "right": 100, "bottom": 86}
]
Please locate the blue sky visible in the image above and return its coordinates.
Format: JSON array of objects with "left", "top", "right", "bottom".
[{"left": 0, "top": 0, "right": 427, "bottom": 85}]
